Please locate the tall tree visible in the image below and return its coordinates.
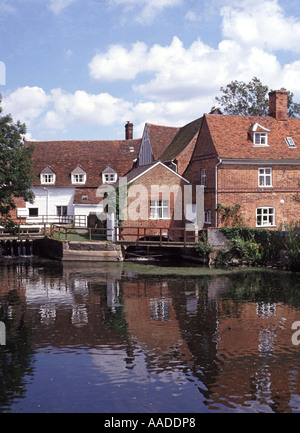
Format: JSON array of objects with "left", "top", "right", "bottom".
[
  {"left": 214, "top": 77, "right": 300, "bottom": 117},
  {"left": 0, "top": 94, "right": 34, "bottom": 227}
]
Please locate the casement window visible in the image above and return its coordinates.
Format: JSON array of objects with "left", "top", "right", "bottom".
[
  {"left": 204, "top": 211, "right": 212, "bottom": 224},
  {"left": 71, "top": 166, "right": 86, "bottom": 184},
  {"left": 252, "top": 123, "right": 270, "bottom": 146},
  {"left": 254, "top": 132, "right": 268, "bottom": 146},
  {"left": 256, "top": 207, "right": 275, "bottom": 227},
  {"left": 103, "top": 173, "right": 117, "bottom": 183},
  {"left": 57, "top": 206, "right": 68, "bottom": 216},
  {"left": 102, "top": 166, "right": 117, "bottom": 184},
  {"left": 41, "top": 166, "right": 56, "bottom": 184},
  {"left": 150, "top": 200, "right": 169, "bottom": 219},
  {"left": 258, "top": 168, "right": 272, "bottom": 187},
  {"left": 41, "top": 174, "right": 55, "bottom": 184},
  {"left": 201, "top": 169, "right": 206, "bottom": 186},
  {"left": 72, "top": 173, "right": 86, "bottom": 184}
]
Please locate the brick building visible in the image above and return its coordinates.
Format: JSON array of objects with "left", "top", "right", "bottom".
[
  {"left": 117, "top": 161, "right": 191, "bottom": 241},
  {"left": 184, "top": 90, "right": 300, "bottom": 229},
  {"left": 14, "top": 89, "right": 300, "bottom": 232}
]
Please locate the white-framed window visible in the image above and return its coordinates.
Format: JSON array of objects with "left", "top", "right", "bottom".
[
  {"left": 254, "top": 132, "right": 268, "bottom": 146},
  {"left": 103, "top": 173, "right": 117, "bottom": 183},
  {"left": 72, "top": 173, "right": 86, "bottom": 184},
  {"left": 150, "top": 200, "right": 169, "bottom": 219},
  {"left": 285, "top": 137, "right": 296, "bottom": 148},
  {"left": 256, "top": 207, "right": 275, "bottom": 227},
  {"left": 258, "top": 167, "right": 272, "bottom": 187},
  {"left": 201, "top": 169, "right": 206, "bottom": 186},
  {"left": 41, "top": 174, "right": 55, "bottom": 184},
  {"left": 204, "top": 210, "right": 212, "bottom": 224}
]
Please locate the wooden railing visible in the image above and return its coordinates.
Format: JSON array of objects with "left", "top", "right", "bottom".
[
  {"left": 117, "top": 226, "right": 199, "bottom": 247},
  {"left": 50, "top": 225, "right": 114, "bottom": 242},
  {"left": 0, "top": 224, "right": 47, "bottom": 239},
  {"left": 49, "top": 225, "right": 200, "bottom": 247},
  {"left": 21, "top": 215, "right": 86, "bottom": 226}
]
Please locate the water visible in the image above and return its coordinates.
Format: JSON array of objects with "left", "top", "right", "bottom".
[{"left": 0, "top": 258, "right": 300, "bottom": 413}]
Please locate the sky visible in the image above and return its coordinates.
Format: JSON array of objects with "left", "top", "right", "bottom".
[{"left": 1, "top": 0, "right": 300, "bottom": 141}]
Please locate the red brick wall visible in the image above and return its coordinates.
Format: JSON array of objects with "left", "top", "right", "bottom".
[
  {"left": 9, "top": 197, "right": 27, "bottom": 223},
  {"left": 120, "top": 164, "right": 188, "bottom": 241},
  {"left": 217, "top": 164, "right": 300, "bottom": 228},
  {"left": 184, "top": 115, "right": 300, "bottom": 229}
]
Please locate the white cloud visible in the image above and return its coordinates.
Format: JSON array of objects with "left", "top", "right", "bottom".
[
  {"left": 2, "top": 87, "right": 134, "bottom": 137},
  {"left": 4, "top": 0, "right": 300, "bottom": 141},
  {"left": 2, "top": 86, "right": 49, "bottom": 124},
  {"left": 88, "top": 35, "right": 287, "bottom": 103},
  {"left": 89, "top": 42, "right": 148, "bottom": 81},
  {"left": 48, "top": 0, "right": 77, "bottom": 14},
  {"left": 45, "top": 88, "right": 133, "bottom": 128},
  {"left": 106, "top": 0, "right": 182, "bottom": 24},
  {"left": 221, "top": 0, "right": 300, "bottom": 52}
]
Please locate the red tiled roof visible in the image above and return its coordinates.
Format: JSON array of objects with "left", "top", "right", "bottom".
[
  {"left": 159, "top": 117, "right": 203, "bottom": 161},
  {"left": 205, "top": 114, "right": 300, "bottom": 160},
  {"left": 73, "top": 187, "right": 100, "bottom": 204},
  {"left": 26, "top": 139, "right": 141, "bottom": 187},
  {"left": 146, "top": 123, "right": 180, "bottom": 160}
]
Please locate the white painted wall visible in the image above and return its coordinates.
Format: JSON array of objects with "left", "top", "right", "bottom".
[{"left": 18, "top": 187, "right": 75, "bottom": 223}]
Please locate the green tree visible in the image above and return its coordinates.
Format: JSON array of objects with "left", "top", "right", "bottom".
[
  {"left": 0, "top": 94, "right": 34, "bottom": 228},
  {"left": 213, "top": 77, "right": 300, "bottom": 117}
]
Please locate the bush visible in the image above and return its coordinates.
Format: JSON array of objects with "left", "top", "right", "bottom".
[
  {"left": 283, "top": 222, "right": 300, "bottom": 271},
  {"left": 196, "top": 232, "right": 214, "bottom": 258},
  {"left": 219, "top": 227, "right": 283, "bottom": 265}
]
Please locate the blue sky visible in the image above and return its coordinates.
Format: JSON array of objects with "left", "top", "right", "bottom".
[{"left": 1, "top": 0, "right": 300, "bottom": 141}]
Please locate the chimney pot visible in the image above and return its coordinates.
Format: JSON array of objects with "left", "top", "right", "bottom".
[
  {"left": 125, "top": 121, "right": 133, "bottom": 140},
  {"left": 269, "top": 90, "right": 288, "bottom": 121}
]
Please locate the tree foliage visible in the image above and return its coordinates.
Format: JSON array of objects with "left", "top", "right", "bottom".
[
  {"left": 213, "top": 77, "right": 300, "bottom": 117},
  {"left": 0, "top": 94, "right": 35, "bottom": 227}
]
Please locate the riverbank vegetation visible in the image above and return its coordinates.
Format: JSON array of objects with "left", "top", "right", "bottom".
[{"left": 207, "top": 224, "right": 300, "bottom": 271}]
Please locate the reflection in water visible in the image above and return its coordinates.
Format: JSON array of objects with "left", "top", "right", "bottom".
[{"left": 0, "top": 259, "right": 300, "bottom": 413}]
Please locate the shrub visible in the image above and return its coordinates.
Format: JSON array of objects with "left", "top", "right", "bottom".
[
  {"left": 219, "top": 227, "right": 283, "bottom": 265},
  {"left": 196, "top": 232, "right": 214, "bottom": 258},
  {"left": 283, "top": 222, "right": 300, "bottom": 271}
]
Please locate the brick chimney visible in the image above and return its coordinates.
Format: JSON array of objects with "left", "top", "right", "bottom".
[
  {"left": 125, "top": 121, "right": 133, "bottom": 140},
  {"left": 269, "top": 90, "right": 288, "bottom": 121}
]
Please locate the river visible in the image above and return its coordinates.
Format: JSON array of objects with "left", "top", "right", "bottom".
[{"left": 0, "top": 258, "right": 300, "bottom": 413}]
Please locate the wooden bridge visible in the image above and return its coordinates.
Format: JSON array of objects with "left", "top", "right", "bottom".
[
  {"left": 1, "top": 223, "right": 201, "bottom": 250},
  {"left": 49, "top": 225, "right": 200, "bottom": 248}
]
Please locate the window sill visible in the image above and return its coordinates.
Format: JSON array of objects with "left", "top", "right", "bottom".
[
  {"left": 253, "top": 144, "right": 269, "bottom": 147},
  {"left": 256, "top": 225, "right": 276, "bottom": 228}
]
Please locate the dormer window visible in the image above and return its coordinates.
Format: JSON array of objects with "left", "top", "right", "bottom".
[
  {"left": 71, "top": 166, "right": 86, "bottom": 184},
  {"left": 251, "top": 123, "right": 270, "bottom": 146},
  {"left": 102, "top": 166, "right": 117, "bottom": 184},
  {"left": 41, "top": 166, "right": 56, "bottom": 184},
  {"left": 254, "top": 132, "right": 268, "bottom": 145}
]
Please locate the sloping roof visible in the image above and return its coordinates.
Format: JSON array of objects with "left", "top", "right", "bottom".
[
  {"left": 205, "top": 114, "right": 300, "bottom": 160},
  {"left": 73, "top": 187, "right": 99, "bottom": 205},
  {"left": 72, "top": 165, "right": 86, "bottom": 175},
  {"left": 26, "top": 138, "right": 141, "bottom": 187},
  {"left": 41, "top": 165, "right": 55, "bottom": 174},
  {"left": 159, "top": 117, "right": 203, "bottom": 162},
  {"left": 124, "top": 161, "right": 189, "bottom": 184},
  {"left": 146, "top": 123, "right": 180, "bottom": 160}
]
